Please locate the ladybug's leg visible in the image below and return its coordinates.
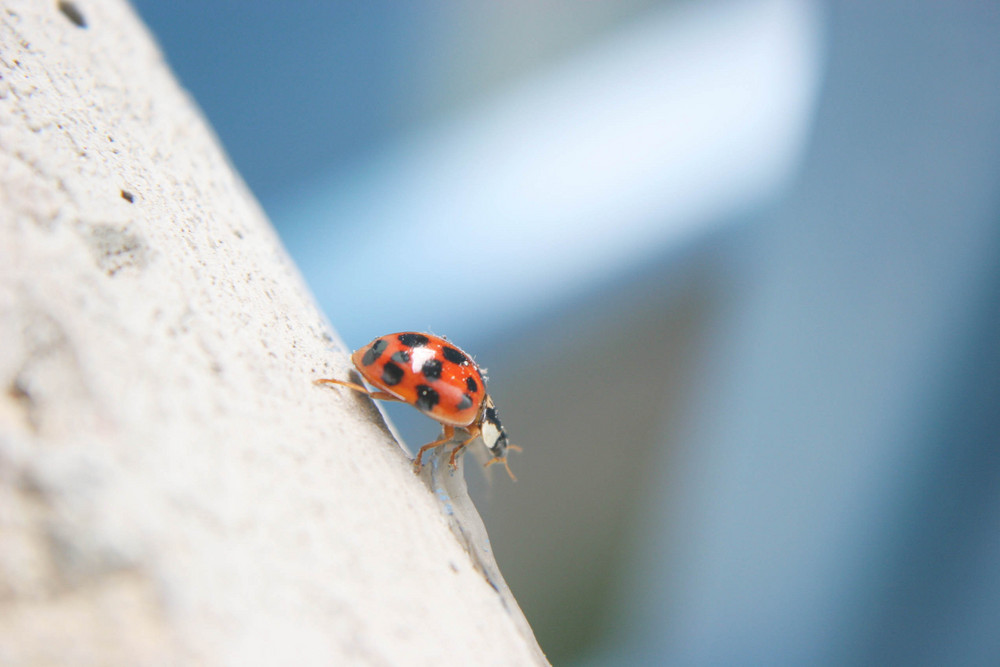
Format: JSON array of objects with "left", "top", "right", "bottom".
[
  {"left": 413, "top": 424, "right": 456, "bottom": 472},
  {"left": 314, "top": 378, "right": 402, "bottom": 403},
  {"left": 448, "top": 425, "right": 482, "bottom": 469},
  {"left": 485, "top": 454, "right": 519, "bottom": 482}
]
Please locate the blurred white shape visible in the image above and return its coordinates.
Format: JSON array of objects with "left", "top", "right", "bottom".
[{"left": 272, "top": 0, "right": 823, "bottom": 343}]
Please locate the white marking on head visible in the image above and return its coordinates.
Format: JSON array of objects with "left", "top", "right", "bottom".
[{"left": 481, "top": 417, "right": 503, "bottom": 454}]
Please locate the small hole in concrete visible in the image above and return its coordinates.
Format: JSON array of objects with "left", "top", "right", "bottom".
[
  {"left": 120, "top": 190, "right": 134, "bottom": 203},
  {"left": 58, "top": 1, "right": 87, "bottom": 28}
]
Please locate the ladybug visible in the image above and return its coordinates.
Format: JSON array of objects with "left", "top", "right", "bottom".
[{"left": 316, "top": 332, "right": 519, "bottom": 481}]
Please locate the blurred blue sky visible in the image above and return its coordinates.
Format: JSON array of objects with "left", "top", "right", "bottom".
[{"left": 133, "top": 0, "right": 821, "bottom": 345}]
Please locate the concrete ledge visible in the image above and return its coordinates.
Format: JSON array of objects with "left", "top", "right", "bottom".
[{"left": 0, "top": 1, "right": 546, "bottom": 664}]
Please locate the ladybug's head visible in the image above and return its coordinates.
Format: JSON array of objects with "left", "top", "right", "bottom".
[{"left": 481, "top": 395, "right": 519, "bottom": 481}]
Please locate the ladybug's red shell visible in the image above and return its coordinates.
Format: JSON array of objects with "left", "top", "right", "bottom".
[
  {"left": 350, "top": 332, "right": 486, "bottom": 427},
  {"left": 318, "top": 331, "right": 517, "bottom": 479}
]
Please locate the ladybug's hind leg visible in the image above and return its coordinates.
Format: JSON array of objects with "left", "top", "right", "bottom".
[
  {"left": 314, "top": 378, "right": 402, "bottom": 403},
  {"left": 413, "top": 424, "right": 456, "bottom": 472}
]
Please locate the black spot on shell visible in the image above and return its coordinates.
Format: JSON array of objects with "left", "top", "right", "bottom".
[
  {"left": 398, "top": 333, "right": 429, "bottom": 348},
  {"left": 415, "top": 385, "right": 439, "bottom": 412},
  {"left": 390, "top": 350, "right": 410, "bottom": 364},
  {"left": 361, "top": 339, "right": 387, "bottom": 366},
  {"left": 381, "top": 362, "right": 404, "bottom": 386},
  {"left": 421, "top": 358, "right": 442, "bottom": 380},
  {"left": 120, "top": 189, "right": 134, "bottom": 203},
  {"left": 457, "top": 394, "right": 473, "bottom": 412},
  {"left": 465, "top": 377, "right": 478, "bottom": 393},
  {"left": 441, "top": 345, "right": 469, "bottom": 365}
]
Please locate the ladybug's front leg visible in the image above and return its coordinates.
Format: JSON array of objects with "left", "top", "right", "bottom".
[
  {"left": 485, "top": 444, "right": 522, "bottom": 482},
  {"left": 413, "top": 424, "right": 456, "bottom": 472},
  {"left": 314, "top": 378, "right": 402, "bottom": 403}
]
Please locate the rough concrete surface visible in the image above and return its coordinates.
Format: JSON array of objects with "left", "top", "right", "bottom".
[{"left": 0, "top": 1, "right": 547, "bottom": 664}]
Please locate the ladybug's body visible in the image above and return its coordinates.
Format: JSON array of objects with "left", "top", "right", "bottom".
[
  {"left": 317, "top": 332, "right": 518, "bottom": 480},
  {"left": 350, "top": 333, "right": 487, "bottom": 427}
]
